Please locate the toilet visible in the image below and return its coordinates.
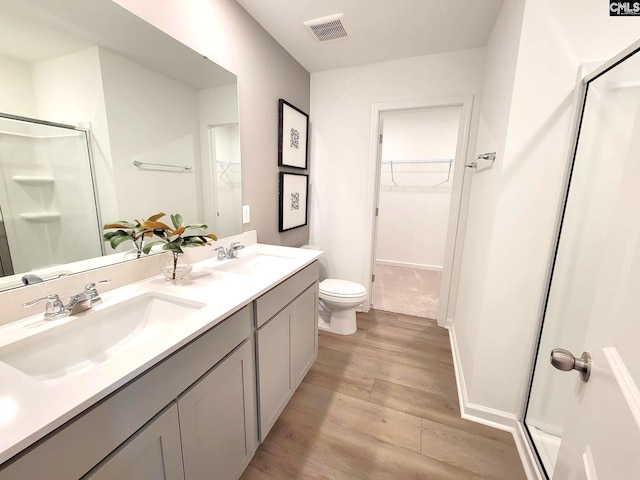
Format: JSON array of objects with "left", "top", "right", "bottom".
[{"left": 302, "top": 246, "right": 368, "bottom": 335}]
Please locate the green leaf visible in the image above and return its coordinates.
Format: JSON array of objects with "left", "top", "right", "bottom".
[
  {"left": 185, "top": 223, "right": 207, "bottom": 231},
  {"left": 109, "top": 235, "right": 132, "bottom": 249},
  {"left": 170, "top": 213, "right": 183, "bottom": 229},
  {"left": 185, "top": 237, "right": 205, "bottom": 246},
  {"left": 164, "top": 242, "right": 184, "bottom": 254},
  {"left": 103, "top": 231, "right": 119, "bottom": 240},
  {"left": 142, "top": 240, "right": 164, "bottom": 255}
]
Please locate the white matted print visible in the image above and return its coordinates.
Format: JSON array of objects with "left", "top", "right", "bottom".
[
  {"left": 279, "top": 172, "right": 308, "bottom": 231},
  {"left": 278, "top": 99, "right": 308, "bottom": 169}
]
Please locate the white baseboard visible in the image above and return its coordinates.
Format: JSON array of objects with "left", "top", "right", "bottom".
[
  {"left": 446, "top": 320, "right": 544, "bottom": 480},
  {"left": 375, "top": 259, "right": 443, "bottom": 272}
]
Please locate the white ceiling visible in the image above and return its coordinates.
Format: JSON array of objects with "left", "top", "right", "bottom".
[
  {"left": 0, "top": 0, "right": 237, "bottom": 89},
  {"left": 235, "top": 0, "right": 505, "bottom": 73}
]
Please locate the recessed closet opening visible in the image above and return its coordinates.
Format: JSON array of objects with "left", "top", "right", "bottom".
[{"left": 370, "top": 101, "right": 469, "bottom": 321}]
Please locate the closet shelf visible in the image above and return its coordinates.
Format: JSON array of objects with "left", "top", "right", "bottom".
[
  {"left": 381, "top": 159, "right": 453, "bottom": 187},
  {"left": 381, "top": 159, "right": 452, "bottom": 165},
  {"left": 12, "top": 175, "right": 55, "bottom": 186},
  {"left": 20, "top": 212, "right": 61, "bottom": 223}
]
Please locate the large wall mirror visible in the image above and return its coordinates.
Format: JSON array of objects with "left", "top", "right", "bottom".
[{"left": 0, "top": 0, "right": 242, "bottom": 291}]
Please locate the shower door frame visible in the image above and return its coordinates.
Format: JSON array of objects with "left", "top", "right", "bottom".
[{"left": 520, "top": 39, "right": 640, "bottom": 479}]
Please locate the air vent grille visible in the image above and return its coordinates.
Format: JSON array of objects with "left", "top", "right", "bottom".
[{"left": 304, "top": 14, "right": 351, "bottom": 43}]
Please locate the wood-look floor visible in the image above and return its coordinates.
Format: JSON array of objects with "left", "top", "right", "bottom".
[{"left": 240, "top": 309, "right": 526, "bottom": 479}]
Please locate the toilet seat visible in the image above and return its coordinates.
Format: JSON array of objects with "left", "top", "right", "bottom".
[{"left": 319, "top": 279, "right": 367, "bottom": 303}]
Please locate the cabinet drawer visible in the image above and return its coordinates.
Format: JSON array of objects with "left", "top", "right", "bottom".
[
  {"left": 0, "top": 306, "right": 252, "bottom": 480},
  {"left": 255, "top": 261, "right": 319, "bottom": 328}
]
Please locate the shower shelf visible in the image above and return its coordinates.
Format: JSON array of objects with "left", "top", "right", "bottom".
[
  {"left": 12, "top": 175, "right": 55, "bottom": 186},
  {"left": 20, "top": 212, "right": 61, "bottom": 223}
]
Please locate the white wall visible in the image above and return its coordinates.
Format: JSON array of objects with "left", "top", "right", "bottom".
[
  {"left": 31, "top": 47, "right": 118, "bottom": 224},
  {"left": 0, "top": 54, "right": 36, "bottom": 116},
  {"left": 114, "top": 0, "right": 311, "bottom": 247},
  {"left": 376, "top": 106, "right": 460, "bottom": 269},
  {"left": 453, "top": 0, "right": 640, "bottom": 418},
  {"left": 309, "top": 49, "right": 485, "bottom": 307},
  {"left": 99, "top": 48, "right": 201, "bottom": 224},
  {"left": 452, "top": 0, "right": 525, "bottom": 413}
]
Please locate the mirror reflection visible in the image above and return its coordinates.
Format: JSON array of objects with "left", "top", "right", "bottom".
[{"left": 0, "top": 0, "right": 242, "bottom": 291}]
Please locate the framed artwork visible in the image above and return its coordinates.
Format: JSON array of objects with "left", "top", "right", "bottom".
[
  {"left": 278, "top": 99, "right": 309, "bottom": 169},
  {"left": 279, "top": 172, "right": 308, "bottom": 231}
]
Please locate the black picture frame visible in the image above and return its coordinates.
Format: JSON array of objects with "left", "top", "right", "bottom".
[
  {"left": 278, "top": 99, "right": 309, "bottom": 169},
  {"left": 279, "top": 172, "right": 308, "bottom": 232}
]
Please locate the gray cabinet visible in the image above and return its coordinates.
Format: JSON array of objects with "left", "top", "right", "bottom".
[
  {"left": 179, "top": 340, "right": 256, "bottom": 480},
  {"left": 292, "top": 283, "right": 318, "bottom": 387},
  {"left": 0, "top": 306, "right": 253, "bottom": 480},
  {"left": 84, "top": 405, "right": 184, "bottom": 480},
  {"left": 0, "top": 260, "right": 320, "bottom": 480},
  {"left": 255, "top": 265, "right": 319, "bottom": 442},
  {"left": 256, "top": 303, "right": 294, "bottom": 438}
]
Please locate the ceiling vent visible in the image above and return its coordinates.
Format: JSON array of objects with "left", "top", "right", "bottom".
[{"left": 303, "top": 13, "right": 351, "bottom": 43}]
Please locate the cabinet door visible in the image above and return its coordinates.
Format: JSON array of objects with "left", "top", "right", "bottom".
[
  {"left": 178, "top": 340, "right": 256, "bottom": 480},
  {"left": 84, "top": 404, "right": 184, "bottom": 480},
  {"left": 256, "top": 303, "right": 293, "bottom": 441},
  {"left": 292, "top": 282, "right": 318, "bottom": 387}
]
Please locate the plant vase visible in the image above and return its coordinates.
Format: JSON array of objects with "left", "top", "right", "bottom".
[{"left": 161, "top": 251, "right": 192, "bottom": 280}]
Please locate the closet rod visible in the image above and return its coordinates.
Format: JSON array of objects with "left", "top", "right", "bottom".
[
  {"left": 381, "top": 159, "right": 452, "bottom": 165},
  {"left": 383, "top": 159, "right": 453, "bottom": 187}
]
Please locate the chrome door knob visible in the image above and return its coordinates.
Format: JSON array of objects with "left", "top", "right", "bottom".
[{"left": 550, "top": 348, "right": 591, "bottom": 382}]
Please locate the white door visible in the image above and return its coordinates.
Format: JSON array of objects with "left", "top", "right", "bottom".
[{"left": 525, "top": 42, "right": 640, "bottom": 479}]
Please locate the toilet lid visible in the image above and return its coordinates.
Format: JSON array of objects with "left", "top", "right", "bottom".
[{"left": 320, "top": 279, "right": 367, "bottom": 297}]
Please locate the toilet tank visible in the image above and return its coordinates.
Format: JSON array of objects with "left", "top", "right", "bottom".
[{"left": 300, "top": 245, "right": 327, "bottom": 280}]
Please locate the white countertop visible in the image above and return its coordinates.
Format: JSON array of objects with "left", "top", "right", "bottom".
[{"left": 0, "top": 242, "right": 321, "bottom": 465}]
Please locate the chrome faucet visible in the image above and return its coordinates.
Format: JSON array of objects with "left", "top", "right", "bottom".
[
  {"left": 215, "top": 242, "right": 245, "bottom": 261},
  {"left": 23, "top": 279, "right": 111, "bottom": 320}
]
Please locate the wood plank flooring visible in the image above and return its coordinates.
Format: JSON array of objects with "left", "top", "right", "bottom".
[{"left": 240, "top": 309, "right": 526, "bottom": 479}]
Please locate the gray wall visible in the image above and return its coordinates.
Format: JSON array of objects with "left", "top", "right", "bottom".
[{"left": 115, "top": 0, "right": 311, "bottom": 246}]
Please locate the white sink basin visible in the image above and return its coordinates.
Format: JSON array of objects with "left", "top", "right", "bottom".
[
  {"left": 216, "top": 253, "right": 298, "bottom": 277},
  {"left": 0, "top": 293, "right": 205, "bottom": 380}
]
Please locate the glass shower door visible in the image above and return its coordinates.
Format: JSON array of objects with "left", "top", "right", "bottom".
[
  {"left": 524, "top": 45, "right": 640, "bottom": 478},
  {"left": 0, "top": 115, "right": 103, "bottom": 277}
]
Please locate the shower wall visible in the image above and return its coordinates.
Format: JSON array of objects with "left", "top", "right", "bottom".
[{"left": 0, "top": 118, "right": 102, "bottom": 274}]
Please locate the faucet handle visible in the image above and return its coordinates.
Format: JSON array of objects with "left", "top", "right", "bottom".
[
  {"left": 84, "top": 279, "right": 110, "bottom": 307},
  {"left": 228, "top": 242, "right": 245, "bottom": 258},
  {"left": 84, "top": 279, "right": 111, "bottom": 292},
  {"left": 23, "top": 294, "right": 65, "bottom": 318},
  {"left": 215, "top": 246, "right": 226, "bottom": 261}
]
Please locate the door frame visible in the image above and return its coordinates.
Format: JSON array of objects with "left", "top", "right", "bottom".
[{"left": 367, "top": 95, "right": 474, "bottom": 326}]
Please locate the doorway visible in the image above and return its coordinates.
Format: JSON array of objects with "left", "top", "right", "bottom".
[
  {"left": 369, "top": 96, "right": 473, "bottom": 325},
  {"left": 207, "top": 123, "right": 242, "bottom": 238}
]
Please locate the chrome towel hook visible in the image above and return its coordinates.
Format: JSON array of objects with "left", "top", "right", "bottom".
[{"left": 466, "top": 152, "right": 496, "bottom": 169}]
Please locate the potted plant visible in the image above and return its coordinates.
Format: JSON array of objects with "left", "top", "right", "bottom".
[
  {"left": 142, "top": 213, "right": 217, "bottom": 280},
  {"left": 102, "top": 212, "right": 166, "bottom": 259}
]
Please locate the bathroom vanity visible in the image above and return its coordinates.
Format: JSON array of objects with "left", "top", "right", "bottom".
[{"left": 0, "top": 239, "right": 320, "bottom": 480}]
